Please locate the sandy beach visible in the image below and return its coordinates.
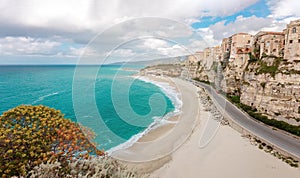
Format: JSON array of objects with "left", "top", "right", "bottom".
[
  {"left": 151, "top": 105, "right": 300, "bottom": 178},
  {"left": 112, "top": 75, "right": 300, "bottom": 178},
  {"left": 111, "top": 76, "right": 199, "bottom": 167}
]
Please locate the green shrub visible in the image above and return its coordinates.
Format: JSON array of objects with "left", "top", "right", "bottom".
[
  {"left": 228, "top": 95, "right": 240, "bottom": 104},
  {"left": 226, "top": 96, "right": 300, "bottom": 137},
  {"left": 256, "top": 57, "right": 282, "bottom": 78},
  {"left": 0, "top": 105, "right": 104, "bottom": 177},
  {"left": 247, "top": 111, "right": 300, "bottom": 137},
  {"left": 248, "top": 52, "right": 258, "bottom": 63}
]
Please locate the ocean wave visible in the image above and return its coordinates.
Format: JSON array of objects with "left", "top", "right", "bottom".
[
  {"left": 32, "top": 92, "right": 59, "bottom": 104},
  {"left": 107, "top": 75, "right": 182, "bottom": 154},
  {"left": 137, "top": 76, "right": 183, "bottom": 112},
  {"left": 106, "top": 113, "right": 178, "bottom": 155}
]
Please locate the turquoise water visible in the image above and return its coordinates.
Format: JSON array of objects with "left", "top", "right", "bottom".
[{"left": 0, "top": 65, "right": 175, "bottom": 150}]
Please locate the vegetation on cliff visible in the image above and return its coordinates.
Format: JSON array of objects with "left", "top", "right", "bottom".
[
  {"left": 0, "top": 105, "right": 135, "bottom": 177},
  {"left": 227, "top": 95, "right": 300, "bottom": 137},
  {"left": 256, "top": 56, "right": 282, "bottom": 78}
]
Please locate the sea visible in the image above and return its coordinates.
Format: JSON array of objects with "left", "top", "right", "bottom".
[{"left": 0, "top": 65, "right": 181, "bottom": 152}]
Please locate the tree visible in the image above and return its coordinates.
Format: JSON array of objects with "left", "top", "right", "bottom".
[{"left": 0, "top": 105, "right": 104, "bottom": 177}]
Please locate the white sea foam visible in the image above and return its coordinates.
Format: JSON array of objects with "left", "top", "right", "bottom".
[
  {"left": 32, "top": 92, "right": 59, "bottom": 104},
  {"left": 137, "top": 76, "right": 182, "bottom": 113},
  {"left": 106, "top": 113, "right": 178, "bottom": 155},
  {"left": 107, "top": 75, "right": 182, "bottom": 155}
]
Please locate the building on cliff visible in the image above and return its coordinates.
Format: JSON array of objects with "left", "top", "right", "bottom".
[
  {"left": 229, "top": 33, "right": 253, "bottom": 61},
  {"left": 284, "top": 19, "right": 300, "bottom": 61},
  {"left": 183, "top": 18, "right": 300, "bottom": 124},
  {"left": 253, "top": 31, "right": 285, "bottom": 59},
  {"left": 185, "top": 51, "right": 204, "bottom": 79},
  {"left": 202, "top": 46, "right": 222, "bottom": 70},
  {"left": 221, "top": 38, "right": 230, "bottom": 61}
]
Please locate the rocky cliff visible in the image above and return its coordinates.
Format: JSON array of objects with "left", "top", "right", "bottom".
[
  {"left": 221, "top": 53, "right": 250, "bottom": 95},
  {"left": 237, "top": 56, "right": 300, "bottom": 126}
]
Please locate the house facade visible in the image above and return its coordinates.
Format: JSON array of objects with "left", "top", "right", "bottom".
[
  {"left": 253, "top": 31, "right": 285, "bottom": 58},
  {"left": 284, "top": 19, "right": 300, "bottom": 61},
  {"left": 227, "top": 33, "right": 253, "bottom": 62}
]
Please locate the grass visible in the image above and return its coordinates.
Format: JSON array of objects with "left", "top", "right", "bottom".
[{"left": 256, "top": 57, "right": 282, "bottom": 78}]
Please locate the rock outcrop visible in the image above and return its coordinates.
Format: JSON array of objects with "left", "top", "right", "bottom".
[{"left": 240, "top": 56, "right": 300, "bottom": 125}]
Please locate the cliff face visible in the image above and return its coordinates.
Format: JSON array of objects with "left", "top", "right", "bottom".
[
  {"left": 221, "top": 53, "right": 249, "bottom": 95},
  {"left": 185, "top": 58, "right": 218, "bottom": 84},
  {"left": 239, "top": 57, "right": 300, "bottom": 126}
]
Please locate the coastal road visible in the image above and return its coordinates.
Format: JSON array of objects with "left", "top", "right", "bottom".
[{"left": 191, "top": 80, "right": 300, "bottom": 159}]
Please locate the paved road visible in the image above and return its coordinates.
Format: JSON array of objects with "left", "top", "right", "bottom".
[{"left": 191, "top": 80, "right": 300, "bottom": 159}]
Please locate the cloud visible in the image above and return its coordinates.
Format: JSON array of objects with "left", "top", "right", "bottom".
[
  {"left": 0, "top": 36, "right": 60, "bottom": 56},
  {"left": 3, "top": 0, "right": 288, "bottom": 64},
  {"left": 187, "top": 38, "right": 211, "bottom": 51},
  {"left": 0, "top": 0, "right": 258, "bottom": 38},
  {"left": 267, "top": 0, "right": 300, "bottom": 19},
  {"left": 139, "top": 39, "right": 188, "bottom": 56},
  {"left": 206, "top": 15, "right": 287, "bottom": 41},
  {"left": 111, "top": 49, "right": 136, "bottom": 58},
  {"left": 68, "top": 46, "right": 99, "bottom": 57}
]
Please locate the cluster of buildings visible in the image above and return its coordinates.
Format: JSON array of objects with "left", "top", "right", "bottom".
[
  {"left": 184, "top": 19, "right": 300, "bottom": 122},
  {"left": 187, "top": 19, "right": 300, "bottom": 67}
]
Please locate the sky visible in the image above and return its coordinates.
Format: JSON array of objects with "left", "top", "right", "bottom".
[{"left": 0, "top": 0, "right": 300, "bottom": 64}]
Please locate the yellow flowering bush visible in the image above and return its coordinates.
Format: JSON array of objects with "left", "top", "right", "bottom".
[{"left": 0, "top": 105, "right": 104, "bottom": 177}]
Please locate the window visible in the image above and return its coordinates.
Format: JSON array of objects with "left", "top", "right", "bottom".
[
  {"left": 298, "top": 39, "right": 300, "bottom": 43},
  {"left": 292, "top": 27, "right": 297, "bottom": 33},
  {"left": 290, "top": 40, "right": 293, "bottom": 43},
  {"left": 275, "top": 40, "right": 278, "bottom": 43},
  {"left": 273, "top": 49, "right": 276, "bottom": 52}
]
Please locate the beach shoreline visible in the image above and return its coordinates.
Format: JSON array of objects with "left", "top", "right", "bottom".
[
  {"left": 106, "top": 74, "right": 183, "bottom": 155},
  {"left": 110, "top": 74, "right": 200, "bottom": 171},
  {"left": 112, "top": 72, "right": 300, "bottom": 177}
]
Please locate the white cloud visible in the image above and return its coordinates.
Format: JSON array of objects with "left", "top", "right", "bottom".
[
  {"left": 0, "top": 0, "right": 258, "bottom": 35},
  {"left": 3, "top": 0, "right": 288, "bottom": 64},
  {"left": 136, "top": 38, "right": 191, "bottom": 57},
  {"left": 140, "top": 39, "right": 169, "bottom": 50},
  {"left": 267, "top": 0, "right": 300, "bottom": 19},
  {"left": 206, "top": 15, "right": 287, "bottom": 42},
  {"left": 195, "top": 28, "right": 219, "bottom": 47},
  {"left": 187, "top": 38, "right": 211, "bottom": 52},
  {"left": 0, "top": 36, "right": 60, "bottom": 56},
  {"left": 69, "top": 46, "right": 99, "bottom": 57},
  {"left": 111, "top": 49, "right": 136, "bottom": 57},
  {"left": 188, "top": 1, "right": 300, "bottom": 48}
]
